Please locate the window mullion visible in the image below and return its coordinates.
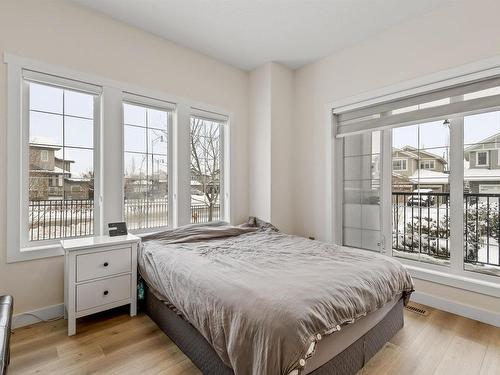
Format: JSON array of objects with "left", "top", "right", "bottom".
[
  {"left": 449, "top": 96, "right": 465, "bottom": 273},
  {"left": 381, "top": 128, "right": 393, "bottom": 254},
  {"left": 174, "top": 104, "right": 191, "bottom": 227},
  {"left": 101, "top": 87, "right": 123, "bottom": 232}
]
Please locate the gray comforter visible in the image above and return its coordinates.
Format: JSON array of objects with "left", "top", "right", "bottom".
[{"left": 139, "top": 220, "right": 413, "bottom": 375}]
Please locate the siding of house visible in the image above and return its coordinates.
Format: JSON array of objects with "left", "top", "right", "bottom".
[{"left": 30, "top": 148, "right": 56, "bottom": 171}]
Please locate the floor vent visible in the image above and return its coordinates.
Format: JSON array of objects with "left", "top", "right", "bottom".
[{"left": 405, "top": 303, "right": 430, "bottom": 316}]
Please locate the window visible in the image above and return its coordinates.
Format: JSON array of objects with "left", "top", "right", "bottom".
[
  {"left": 420, "top": 160, "right": 435, "bottom": 169},
  {"left": 40, "top": 149, "right": 49, "bottom": 162},
  {"left": 392, "top": 159, "right": 407, "bottom": 171},
  {"left": 342, "top": 131, "right": 381, "bottom": 251},
  {"left": 123, "top": 100, "right": 173, "bottom": 230},
  {"left": 27, "top": 80, "right": 98, "bottom": 242},
  {"left": 333, "top": 70, "right": 500, "bottom": 283},
  {"left": 476, "top": 151, "right": 489, "bottom": 166},
  {"left": 392, "top": 122, "right": 450, "bottom": 266},
  {"left": 464, "top": 111, "right": 500, "bottom": 276},
  {"left": 190, "top": 115, "right": 226, "bottom": 223},
  {"left": 6, "top": 55, "right": 231, "bottom": 263}
]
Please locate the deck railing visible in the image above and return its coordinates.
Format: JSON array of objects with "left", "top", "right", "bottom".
[
  {"left": 29, "top": 199, "right": 94, "bottom": 241},
  {"left": 29, "top": 199, "right": 220, "bottom": 240},
  {"left": 464, "top": 193, "right": 500, "bottom": 267},
  {"left": 392, "top": 192, "right": 500, "bottom": 268}
]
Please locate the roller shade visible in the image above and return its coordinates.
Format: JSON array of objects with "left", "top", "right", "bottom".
[
  {"left": 191, "top": 107, "right": 228, "bottom": 123},
  {"left": 335, "top": 75, "right": 500, "bottom": 137},
  {"left": 23, "top": 69, "right": 102, "bottom": 95},
  {"left": 123, "top": 92, "right": 176, "bottom": 111}
]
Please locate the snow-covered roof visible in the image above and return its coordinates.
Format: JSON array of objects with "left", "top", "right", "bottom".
[
  {"left": 65, "top": 177, "right": 91, "bottom": 182},
  {"left": 30, "top": 167, "right": 71, "bottom": 175},
  {"left": 30, "top": 137, "right": 61, "bottom": 149},
  {"left": 404, "top": 166, "right": 500, "bottom": 184},
  {"left": 408, "top": 170, "right": 449, "bottom": 184},
  {"left": 393, "top": 146, "right": 447, "bottom": 164},
  {"left": 464, "top": 168, "right": 500, "bottom": 181}
]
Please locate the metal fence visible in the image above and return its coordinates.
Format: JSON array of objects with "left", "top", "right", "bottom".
[
  {"left": 124, "top": 198, "right": 169, "bottom": 230},
  {"left": 392, "top": 192, "right": 450, "bottom": 259},
  {"left": 29, "top": 199, "right": 94, "bottom": 241},
  {"left": 393, "top": 192, "right": 500, "bottom": 267},
  {"left": 464, "top": 193, "right": 500, "bottom": 267},
  {"left": 191, "top": 204, "right": 221, "bottom": 223},
  {"left": 29, "top": 199, "right": 221, "bottom": 240}
]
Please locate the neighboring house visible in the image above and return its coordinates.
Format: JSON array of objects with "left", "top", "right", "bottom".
[
  {"left": 392, "top": 146, "right": 449, "bottom": 192},
  {"left": 124, "top": 179, "right": 168, "bottom": 199},
  {"left": 464, "top": 133, "right": 500, "bottom": 194},
  {"left": 29, "top": 142, "right": 93, "bottom": 200}
]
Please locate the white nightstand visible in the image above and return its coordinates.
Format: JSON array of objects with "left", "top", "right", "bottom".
[{"left": 61, "top": 234, "right": 140, "bottom": 336}]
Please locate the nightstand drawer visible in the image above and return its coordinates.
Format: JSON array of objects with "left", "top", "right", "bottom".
[
  {"left": 76, "top": 247, "right": 131, "bottom": 282},
  {"left": 76, "top": 274, "right": 131, "bottom": 312}
]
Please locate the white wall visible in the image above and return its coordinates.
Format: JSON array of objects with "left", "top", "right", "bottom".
[
  {"left": 248, "top": 64, "right": 272, "bottom": 222},
  {"left": 292, "top": 0, "right": 500, "bottom": 315},
  {"left": 248, "top": 62, "right": 294, "bottom": 232},
  {"left": 270, "top": 63, "right": 294, "bottom": 234},
  {"left": 0, "top": 0, "right": 249, "bottom": 314}
]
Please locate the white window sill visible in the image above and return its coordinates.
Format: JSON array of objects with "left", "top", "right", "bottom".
[
  {"left": 400, "top": 260, "right": 500, "bottom": 299},
  {"left": 341, "top": 246, "right": 500, "bottom": 299}
]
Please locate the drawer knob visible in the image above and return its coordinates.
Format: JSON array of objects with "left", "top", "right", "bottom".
[
  {"left": 103, "top": 290, "right": 109, "bottom": 296},
  {"left": 103, "top": 262, "right": 109, "bottom": 267}
]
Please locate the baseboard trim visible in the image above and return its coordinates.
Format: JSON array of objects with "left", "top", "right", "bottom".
[
  {"left": 12, "top": 303, "right": 64, "bottom": 329},
  {"left": 411, "top": 291, "right": 500, "bottom": 328}
]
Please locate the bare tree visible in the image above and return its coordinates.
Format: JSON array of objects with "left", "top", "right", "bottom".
[{"left": 190, "top": 118, "right": 221, "bottom": 221}]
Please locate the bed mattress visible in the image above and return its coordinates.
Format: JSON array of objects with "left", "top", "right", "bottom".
[
  {"left": 303, "top": 294, "right": 400, "bottom": 374},
  {"left": 145, "top": 282, "right": 402, "bottom": 375},
  {"left": 139, "top": 220, "right": 413, "bottom": 375},
  {"left": 144, "top": 285, "right": 405, "bottom": 375}
]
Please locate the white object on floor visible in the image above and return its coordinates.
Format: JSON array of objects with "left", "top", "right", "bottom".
[{"left": 62, "top": 234, "right": 140, "bottom": 336}]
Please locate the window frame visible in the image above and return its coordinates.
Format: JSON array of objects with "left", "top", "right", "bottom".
[
  {"left": 327, "top": 56, "right": 500, "bottom": 299},
  {"left": 5, "top": 54, "right": 232, "bottom": 263},
  {"left": 40, "top": 149, "right": 49, "bottom": 162},
  {"left": 6, "top": 69, "right": 103, "bottom": 262},
  {"left": 188, "top": 111, "right": 229, "bottom": 225},
  {"left": 392, "top": 158, "right": 407, "bottom": 171},
  {"left": 420, "top": 159, "right": 435, "bottom": 169},
  {"left": 476, "top": 150, "right": 489, "bottom": 166},
  {"left": 121, "top": 94, "right": 175, "bottom": 234}
]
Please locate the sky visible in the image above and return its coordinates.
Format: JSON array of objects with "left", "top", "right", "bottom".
[
  {"left": 29, "top": 83, "right": 94, "bottom": 177},
  {"left": 393, "top": 111, "right": 500, "bottom": 162}
]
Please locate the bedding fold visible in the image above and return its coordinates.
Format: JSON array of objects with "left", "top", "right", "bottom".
[{"left": 139, "top": 221, "right": 414, "bottom": 375}]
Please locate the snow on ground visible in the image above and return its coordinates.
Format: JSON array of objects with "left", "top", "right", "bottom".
[
  {"left": 478, "top": 237, "right": 499, "bottom": 265},
  {"left": 393, "top": 202, "right": 500, "bottom": 273}
]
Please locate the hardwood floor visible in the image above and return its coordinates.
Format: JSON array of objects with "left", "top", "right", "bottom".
[{"left": 9, "top": 304, "right": 500, "bottom": 375}]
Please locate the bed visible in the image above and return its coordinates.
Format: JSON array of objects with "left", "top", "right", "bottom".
[{"left": 139, "top": 219, "right": 413, "bottom": 375}]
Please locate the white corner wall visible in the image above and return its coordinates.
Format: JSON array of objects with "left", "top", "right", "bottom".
[
  {"left": 248, "top": 62, "right": 294, "bottom": 233},
  {"left": 270, "top": 63, "right": 294, "bottom": 234},
  {"left": 248, "top": 64, "right": 272, "bottom": 222},
  {"left": 0, "top": 0, "right": 249, "bottom": 314},
  {"left": 292, "top": 0, "right": 500, "bottom": 316}
]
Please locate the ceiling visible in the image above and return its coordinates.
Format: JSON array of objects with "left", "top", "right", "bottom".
[{"left": 72, "top": 0, "right": 453, "bottom": 70}]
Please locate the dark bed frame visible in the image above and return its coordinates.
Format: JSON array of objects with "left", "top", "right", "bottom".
[{"left": 145, "top": 286, "right": 404, "bottom": 375}]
